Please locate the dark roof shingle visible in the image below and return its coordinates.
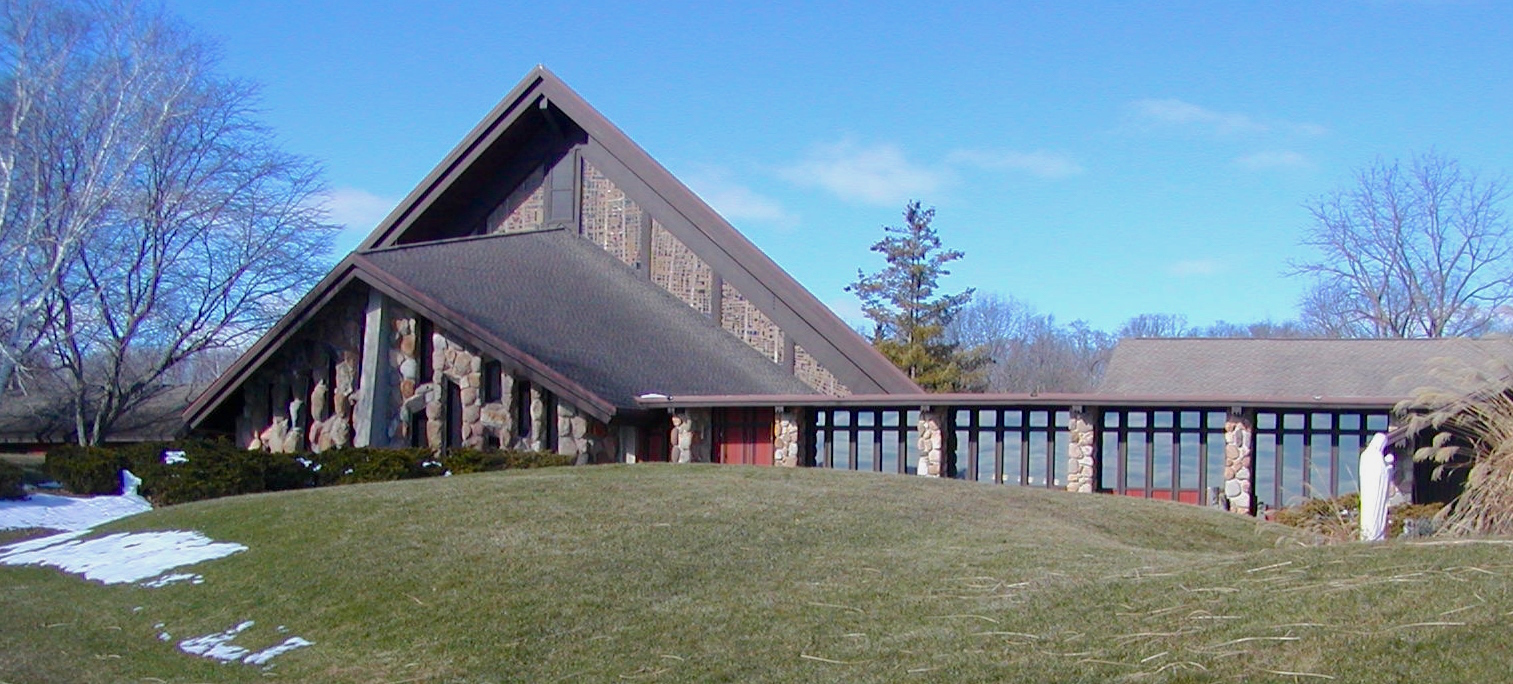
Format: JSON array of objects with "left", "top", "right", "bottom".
[
  {"left": 1098, "top": 338, "right": 1513, "bottom": 400},
  {"left": 359, "top": 230, "right": 815, "bottom": 409}
]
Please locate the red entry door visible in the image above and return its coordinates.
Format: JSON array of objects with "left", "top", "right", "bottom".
[{"left": 714, "top": 408, "right": 775, "bottom": 466}]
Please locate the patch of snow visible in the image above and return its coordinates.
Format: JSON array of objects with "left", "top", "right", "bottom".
[
  {"left": 178, "top": 620, "right": 255, "bottom": 662},
  {"left": 243, "top": 637, "right": 314, "bottom": 666},
  {"left": 0, "top": 486, "right": 151, "bottom": 533},
  {"left": 178, "top": 620, "right": 313, "bottom": 667},
  {"left": 141, "top": 572, "right": 203, "bottom": 587},
  {"left": 0, "top": 530, "right": 246, "bottom": 584},
  {"left": 163, "top": 450, "right": 188, "bottom": 465}
]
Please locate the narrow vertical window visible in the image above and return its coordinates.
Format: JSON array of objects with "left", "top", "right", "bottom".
[
  {"left": 483, "top": 361, "right": 502, "bottom": 404},
  {"left": 445, "top": 379, "right": 463, "bottom": 450},
  {"left": 514, "top": 380, "right": 532, "bottom": 439}
]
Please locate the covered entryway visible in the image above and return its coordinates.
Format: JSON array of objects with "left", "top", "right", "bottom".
[{"left": 714, "top": 407, "right": 774, "bottom": 465}]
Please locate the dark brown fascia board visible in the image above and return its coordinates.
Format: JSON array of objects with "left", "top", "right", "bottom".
[
  {"left": 353, "top": 64, "right": 917, "bottom": 395},
  {"left": 356, "top": 67, "right": 553, "bottom": 252},
  {"left": 348, "top": 254, "right": 617, "bottom": 422},
  {"left": 635, "top": 393, "right": 1406, "bottom": 412},
  {"left": 184, "top": 258, "right": 365, "bottom": 429},
  {"left": 563, "top": 107, "right": 917, "bottom": 395}
]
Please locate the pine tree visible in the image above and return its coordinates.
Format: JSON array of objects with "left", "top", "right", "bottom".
[{"left": 847, "top": 201, "right": 987, "bottom": 392}]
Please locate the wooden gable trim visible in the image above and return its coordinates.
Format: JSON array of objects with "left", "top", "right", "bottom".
[
  {"left": 351, "top": 66, "right": 917, "bottom": 394},
  {"left": 356, "top": 69, "right": 552, "bottom": 251},
  {"left": 348, "top": 254, "right": 617, "bottom": 422}
]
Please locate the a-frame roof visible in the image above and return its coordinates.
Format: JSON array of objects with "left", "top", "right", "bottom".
[
  {"left": 355, "top": 66, "right": 917, "bottom": 395},
  {"left": 187, "top": 66, "right": 919, "bottom": 432},
  {"left": 184, "top": 229, "right": 820, "bottom": 430}
]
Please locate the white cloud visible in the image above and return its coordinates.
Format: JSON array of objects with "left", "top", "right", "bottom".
[
  {"left": 683, "top": 168, "right": 797, "bottom": 229},
  {"left": 1169, "top": 259, "right": 1221, "bottom": 277},
  {"left": 1131, "top": 99, "right": 1326, "bottom": 137},
  {"left": 1234, "top": 150, "right": 1312, "bottom": 171},
  {"left": 946, "top": 149, "right": 1085, "bottom": 178},
  {"left": 825, "top": 296, "right": 870, "bottom": 333},
  {"left": 780, "top": 140, "right": 948, "bottom": 206},
  {"left": 322, "top": 187, "right": 399, "bottom": 234}
]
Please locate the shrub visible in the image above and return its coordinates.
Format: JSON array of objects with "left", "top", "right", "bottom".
[
  {"left": 0, "top": 460, "right": 24, "bottom": 500},
  {"left": 1274, "top": 494, "right": 1448, "bottom": 540},
  {"left": 310, "top": 447, "right": 440, "bottom": 486},
  {"left": 1274, "top": 494, "right": 1359, "bottom": 541},
  {"left": 441, "top": 448, "right": 573, "bottom": 474},
  {"left": 46, "top": 445, "right": 128, "bottom": 495},
  {"left": 131, "top": 440, "right": 317, "bottom": 506}
]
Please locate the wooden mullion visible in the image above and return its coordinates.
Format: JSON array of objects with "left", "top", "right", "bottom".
[
  {"left": 994, "top": 411, "right": 1006, "bottom": 485},
  {"left": 966, "top": 410, "right": 980, "bottom": 481},
  {"left": 872, "top": 410, "right": 883, "bottom": 473},
  {"left": 1144, "top": 411, "right": 1155, "bottom": 499}
]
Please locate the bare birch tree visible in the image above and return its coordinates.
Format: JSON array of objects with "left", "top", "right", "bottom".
[
  {"left": 2, "top": 0, "right": 335, "bottom": 443},
  {"left": 1293, "top": 152, "right": 1513, "bottom": 338}
]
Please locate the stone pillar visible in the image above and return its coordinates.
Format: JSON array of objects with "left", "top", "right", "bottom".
[
  {"left": 389, "top": 316, "right": 422, "bottom": 446},
  {"left": 915, "top": 408, "right": 947, "bottom": 477},
  {"left": 528, "top": 385, "right": 548, "bottom": 452},
  {"left": 353, "top": 289, "right": 392, "bottom": 447},
  {"left": 773, "top": 407, "right": 805, "bottom": 467},
  {"left": 670, "top": 409, "right": 710, "bottom": 463},
  {"left": 1223, "top": 410, "right": 1255, "bottom": 515},
  {"left": 1066, "top": 407, "right": 1099, "bottom": 493},
  {"left": 557, "top": 402, "right": 594, "bottom": 465}
]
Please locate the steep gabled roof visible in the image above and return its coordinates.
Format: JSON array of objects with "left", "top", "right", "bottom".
[
  {"left": 354, "top": 66, "right": 917, "bottom": 395},
  {"left": 184, "top": 229, "right": 820, "bottom": 430},
  {"left": 358, "top": 230, "right": 816, "bottom": 408},
  {"left": 1098, "top": 338, "right": 1513, "bottom": 402}
]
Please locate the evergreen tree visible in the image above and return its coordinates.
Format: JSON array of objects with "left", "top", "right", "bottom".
[{"left": 848, "top": 201, "right": 987, "bottom": 392}]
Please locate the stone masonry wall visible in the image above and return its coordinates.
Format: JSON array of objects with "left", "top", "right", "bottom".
[
  {"left": 244, "top": 288, "right": 366, "bottom": 453},
  {"left": 1065, "top": 409, "right": 1098, "bottom": 493},
  {"left": 774, "top": 408, "right": 805, "bottom": 467},
  {"left": 670, "top": 409, "right": 711, "bottom": 463},
  {"left": 1223, "top": 411, "right": 1255, "bottom": 514},
  {"left": 916, "top": 409, "right": 947, "bottom": 477}
]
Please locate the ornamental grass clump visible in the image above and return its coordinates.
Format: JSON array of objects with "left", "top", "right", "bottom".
[{"left": 1398, "top": 354, "right": 1513, "bottom": 536}]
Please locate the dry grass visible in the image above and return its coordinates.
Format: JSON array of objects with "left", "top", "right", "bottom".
[
  {"left": 3, "top": 465, "right": 1510, "bottom": 682},
  {"left": 1400, "top": 353, "right": 1513, "bottom": 536}
]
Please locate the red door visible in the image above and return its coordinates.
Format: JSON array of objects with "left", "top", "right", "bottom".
[{"left": 714, "top": 408, "right": 774, "bottom": 466}]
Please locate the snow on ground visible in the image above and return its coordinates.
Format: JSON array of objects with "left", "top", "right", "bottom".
[
  {"left": 0, "top": 471, "right": 314, "bottom": 667},
  {"left": 0, "top": 491, "right": 152, "bottom": 531},
  {"left": 0, "top": 530, "right": 247, "bottom": 584},
  {"left": 173, "top": 620, "right": 314, "bottom": 666}
]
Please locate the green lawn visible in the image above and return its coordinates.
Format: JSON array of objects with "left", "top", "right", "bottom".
[{"left": 2, "top": 464, "right": 1510, "bottom": 682}]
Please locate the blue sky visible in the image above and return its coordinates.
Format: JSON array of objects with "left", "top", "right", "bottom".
[{"left": 165, "top": 0, "right": 1513, "bottom": 333}]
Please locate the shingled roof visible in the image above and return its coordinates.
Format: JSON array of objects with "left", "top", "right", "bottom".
[
  {"left": 357, "top": 230, "right": 815, "bottom": 409},
  {"left": 1098, "top": 338, "right": 1513, "bottom": 402}
]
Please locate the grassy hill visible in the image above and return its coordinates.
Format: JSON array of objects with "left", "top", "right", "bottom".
[{"left": 3, "top": 465, "right": 1511, "bottom": 682}]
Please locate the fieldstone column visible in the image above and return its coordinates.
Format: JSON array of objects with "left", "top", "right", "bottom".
[
  {"left": 1223, "top": 410, "right": 1255, "bottom": 515},
  {"left": 1066, "top": 407, "right": 1099, "bottom": 493},
  {"left": 773, "top": 407, "right": 805, "bottom": 467},
  {"left": 557, "top": 402, "right": 595, "bottom": 465},
  {"left": 670, "top": 409, "right": 710, "bottom": 463},
  {"left": 916, "top": 408, "right": 947, "bottom": 477}
]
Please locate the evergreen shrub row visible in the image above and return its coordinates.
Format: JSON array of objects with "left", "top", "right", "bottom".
[
  {"left": 0, "top": 460, "right": 23, "bottom": 500},
  {"left": 45, "top": 441, "right": 572, "bottom": 506}
]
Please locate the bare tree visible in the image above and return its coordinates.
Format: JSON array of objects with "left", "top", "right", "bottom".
[
  {"left": 2, "top": 0, "right": 335, "bottom": 443},
  {"left": 948, "top": 293, "right": 1114, "bottom": 393},
  {"left": 1293, "top": 151, "right": 1513, "bottom": 338},
  {"left": 1116, "top": 313, "right": 1191, "bottom": 339}
]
